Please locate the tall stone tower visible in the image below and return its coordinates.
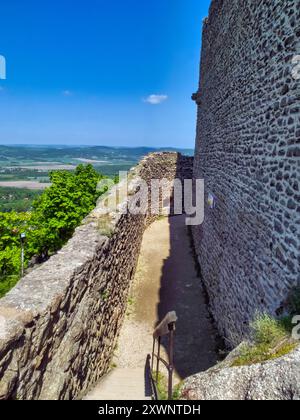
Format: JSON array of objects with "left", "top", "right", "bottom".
[{"left": 192, "top": 0, "right": 300, "bottom": 344}]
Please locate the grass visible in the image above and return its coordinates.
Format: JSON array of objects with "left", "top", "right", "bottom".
[
  {"left": 153, "top": 371, "right": 168, "bottom": 400},
  {"left": 172, "top": 382, "right": 183, "bottom": 400},
  {"left": 156, "top": 214, "right": 168, "bottom": 221},
  {"left": 152, "top": 371, "right": 183, "bottom": 400},
  {"left": 232, "top": 287, "right": 300, "bottom": 367},
  {"left": 232, "top": 340, "right": 297, "bottom": 367},
  {"left": 126, "top": 294, "right": 136, "bottom": 316},
  {"left": 232, "top": 313, "right": 298, "bottom": 367},
  {"left": 252, "top": 313, "right": 288, "bottom": 344}
]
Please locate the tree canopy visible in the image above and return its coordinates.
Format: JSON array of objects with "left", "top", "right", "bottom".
[{"left": 0, "top": 164, "right": 107, "bottom": 297}]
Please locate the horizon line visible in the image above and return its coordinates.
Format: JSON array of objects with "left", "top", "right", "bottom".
[{"left": 0, "top": 143, "right": 194, "bottom": 150}]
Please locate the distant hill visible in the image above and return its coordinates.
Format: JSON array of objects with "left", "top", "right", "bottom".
[
  {"left": 0, "top": 145, "right": 194, "bottom": 163},
  {"left": 0, "top": 144, "right": 194, "bottom": 181}
]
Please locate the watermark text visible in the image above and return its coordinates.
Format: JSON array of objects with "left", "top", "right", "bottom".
[{"left": 96, "top": 172, "right": 205, "bottom": 226}]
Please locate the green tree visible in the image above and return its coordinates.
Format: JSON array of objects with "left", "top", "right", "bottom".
[
  {"left": 0, "top": 164, "right": 110, "bottom": 297},
  {"left": 0, "top": 212, "right": 34, "bottom": 296},
  {"left": 32, "top": 164, "right": 103, "bottom": 255}
]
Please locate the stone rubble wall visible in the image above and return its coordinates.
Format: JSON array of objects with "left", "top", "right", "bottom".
[
  {"left": 0, "top": 152, "right": 193, "bottom": 400},
  {"left": 192, "top": 0, "right": 300, "bottom": 344}
]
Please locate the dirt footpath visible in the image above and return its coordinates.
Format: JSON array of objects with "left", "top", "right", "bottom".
[{"left": 84, "top": 215, "right": 218, "bottom": 400}]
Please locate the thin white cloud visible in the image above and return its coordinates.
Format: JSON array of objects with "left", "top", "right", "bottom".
[
  {"left": 62, "top": 90, "right": 72, "bottom": 96},
  {"left": 143, "top": 94, "right": 168, "bottom": 105}
]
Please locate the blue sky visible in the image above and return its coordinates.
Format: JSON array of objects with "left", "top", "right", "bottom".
[{"left": 0, "top": 0, "right": 211, "bottom": 148}]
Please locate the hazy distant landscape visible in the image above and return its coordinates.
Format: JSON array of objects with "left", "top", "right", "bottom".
[
  {"left": 0, "top": 145, "right": 193, "bottom": 211},
  {"left": 0, "top": 144, "right": 193, "bottom": 295}
]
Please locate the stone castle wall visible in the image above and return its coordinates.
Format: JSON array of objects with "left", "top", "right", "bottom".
[
  {"left": 192, "top": 0, "right": 300, "bottom": 344},
  {"left": 0, "top": 152, "right": 193, "bottom": 400}
]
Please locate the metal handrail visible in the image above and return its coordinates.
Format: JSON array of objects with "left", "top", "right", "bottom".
[{"left": 148, "top": 311, "right": 177, "bottom": 400}]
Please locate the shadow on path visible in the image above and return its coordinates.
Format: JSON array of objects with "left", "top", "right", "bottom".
[
  {"left": 156, "top": 215, "right": 218, "bottom": 380},
  {"left": 84, "top": 215, "right": 219, "bottom": 400}
]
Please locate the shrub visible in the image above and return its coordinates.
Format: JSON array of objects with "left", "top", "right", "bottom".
[{"left": 251, "top": 313, "right": 287, "bottom": 345}]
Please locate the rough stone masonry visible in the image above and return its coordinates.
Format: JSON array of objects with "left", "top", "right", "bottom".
[
  {"left": 192, "top": 0, "right": 300, "bottom": 345},
  {"left": 0, "top": 153, "right": 192, "bottom": 400}
]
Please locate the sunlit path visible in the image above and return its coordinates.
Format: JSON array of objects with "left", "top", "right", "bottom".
[{"left": 84, "top": 215, "right": 217, "bottom": 400}]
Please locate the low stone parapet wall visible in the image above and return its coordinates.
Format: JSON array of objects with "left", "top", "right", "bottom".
[{"left": 0, "top": 152, "right": 193, "bottom": 400}]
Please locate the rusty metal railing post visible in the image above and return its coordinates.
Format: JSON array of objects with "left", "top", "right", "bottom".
[
  {"left": 168, "top": 322, "right": 175, "bottom": 400},
  {"left": 156, "top": 336, "right": 161, "bottom": 383},
  {"left": 151, "top": 339, "right": 155, "bottom": 372},
  {"left": 148, "top": 311, "right": 177, "bottom": 400}
]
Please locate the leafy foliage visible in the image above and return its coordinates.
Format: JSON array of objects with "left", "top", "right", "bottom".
[
  {"left": 0, "top": 187, "right": 42, "bottom": 212},
  {"left": 0, "top": 164, "right": 107, "bottom": 297},
  {"left": 0, "top": 212, "right": 34, "bottom": 296},
  {"left": 32, "top": 164, "right": 103, "bottom": 255},
  {"left": 251, "top": 313, "right": 288, "bottom": 346}
]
